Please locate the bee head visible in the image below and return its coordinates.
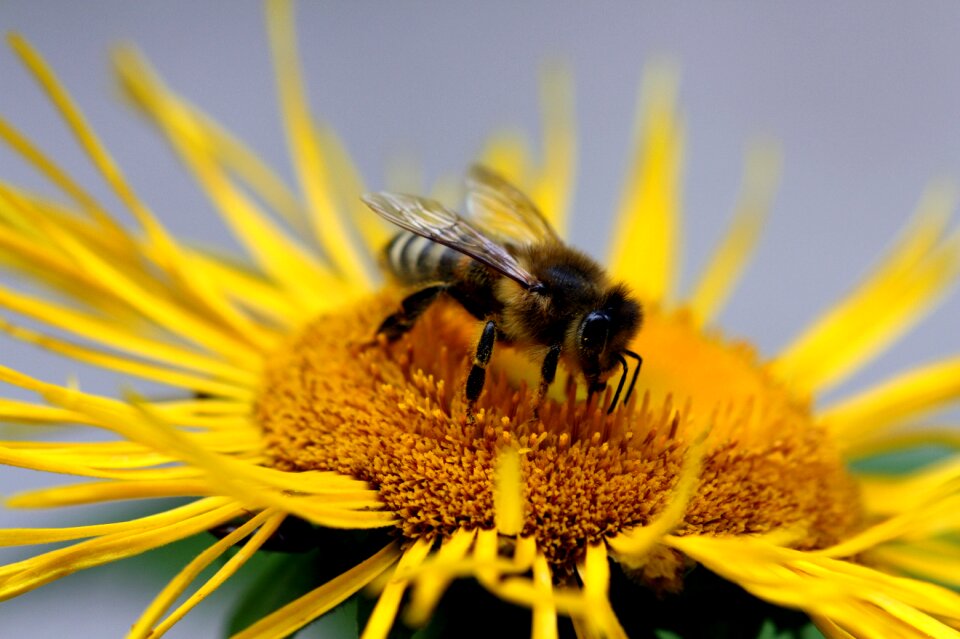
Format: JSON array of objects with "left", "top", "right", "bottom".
[{"left": 575, "top": 285, "right": 642, "bottom": 386}]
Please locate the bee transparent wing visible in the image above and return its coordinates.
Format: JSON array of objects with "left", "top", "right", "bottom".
[
  {"left": 362, "top": 192, "right": 542, "bottom": 289},
  {"left": 465, "top": 164, "right": 560, "bottom": 246}
]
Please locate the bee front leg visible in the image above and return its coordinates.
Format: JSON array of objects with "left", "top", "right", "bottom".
[
  {"left": 464, "top": 319, "right": 497, "bottom": 419},
  {"left": 532, "top": 344, "right": 562, "bottom": 419},
  {"left": 376, "top": 284, "right": 448, "bottom": 341}
]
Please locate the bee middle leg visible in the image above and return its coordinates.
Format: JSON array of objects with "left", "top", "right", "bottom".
[
  {"left": 532, "top": 344, "right": 562, "bottom": 419},
  {"left": 465, "top": 319, "right": 497, "bottom": 416},
  {"left": 376, "top": 284, "right": 448, "bottom": 341}
]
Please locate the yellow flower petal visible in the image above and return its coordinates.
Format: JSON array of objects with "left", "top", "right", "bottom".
[
  {"left": 688, "top": 140, "right": 780, "bottom": 325},
  {"left": 0, "top": 497, "right": 231, "bottom": 546},
  {"left": 774, "top": 183, "right": 959, "bottom": 395},
  {"left": 608, "top": 62, "right": 683, "bottom": 305},
  {"left": 0, "top": 500, "right": 244, "bottom": 600},
  {"left": 821, "top": 356, "right": 960, "bottom": 447},
  {"left": 230, "top": 542, "right": 400, "bottom": 639},
  {"left": 404, "top": 527, "right": 477, "bottom": 626},
  {"left": 265, "top": 0, "right": 373, "bottom": 286},
  {"left": 493, "top": 445, "right": 524, "bottom": 536},
  {"left": 146, "top": 511, "right": 287, "bottom": 639}
]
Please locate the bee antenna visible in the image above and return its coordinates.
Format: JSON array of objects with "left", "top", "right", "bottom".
[
  {"left": 607, "top": 354, "right": 629, "bottom": 414},
  {"left": 622, "top": 349, "right": 643, "bottom": 404}
]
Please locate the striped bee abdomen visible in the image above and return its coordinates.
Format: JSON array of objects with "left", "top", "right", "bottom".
[{"left": 384, "top": 232, "right": 459, "bottom": 284}]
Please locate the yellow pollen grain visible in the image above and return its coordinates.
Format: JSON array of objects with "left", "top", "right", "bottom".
[{"left": 257, "top": 292, "right": 862, "bottom": 575}]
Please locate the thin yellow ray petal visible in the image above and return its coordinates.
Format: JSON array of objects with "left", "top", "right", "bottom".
[
  {"left": 3, "top": 431, "right": 258, "bottom": 469},
  {"left": 0, "top": 445, "right": 201, "bottom": 482},
  {"left": 529, "top": 63, "right": 576, "bottom": 235},
  {"left": 113, "top": 50, "right": 338, "bottom": 308},
  {"left": 231, "top": 542, "right": 400, "bottom": 639},
  {"left": 361, "top": 537, "right": 433, "bottom": 639},
  {"left": 0, "top": 117, "right": 124, "bottom": 235},
  {"left": 818, "top": 495, "right": 960, "bottom": 558},
  {"left": 493, "top": 445, "right": 524, "bottom": 536},
  {"left": 774, "top": 184, "right": 959, "bottom": 394},
  {"left": 480, "top": 130, "right": 532, "bottom": 187},
  {"left": 5, "top": 34, "right": 194, "bottom": 280},
  {"left": 150, "top": 512, "right": 287, "bottom": 638},
  {"left": 30, "top": 220, "right": 263, "bottom": 367},
  {"left": 869, "top": 541, "right": 960, "bottom": 589},
  {"left": 0, "top": 400, "right": 88, "bottom": 424},
  {"left": 0, "top": 186, "right": 125, "bottom": 298},
  {"left": 40, "top": 395, "right": 393, "bottom": 527},
  {"left": 530, "top": 552, "right": 559, "bottom": 639},
  {"left": 0, "top": 497, "right": 230, "bottom": 547},
  {"left": 607, "top": 62, "right": 683, "bottom": 306},
  {"left": 7, "top": 479, "right": 209, "bottom": 508},
  {"left": 811, "top": 615, "right": 858, "bottom": 639},
  {"left": 607, "top": 428, "right": 706, "bottom": 568},
  {"left": 182, "top": 250, "right": 303, "bottom": 327},
  {"left": 490, "top": 575, "right": 588, "bottom": 618},
  {"left": 570, "top": 616, "right": 598, "bottom": 639},
  {"left": 666, "top": 534, "right": 960, "bottom": 637},
  {"left": 0, "top": 502, "right": 246, "bottom": 601},
  {"left": 871, "top": 593, "right": 959, "bottom": 639},
  {"left": 512, "top": 534, "right": 538, "bottom": 571},
  {"left": 129, "top": 509, "right": 275, "bottom": 639},
  {"left": 7, "top": 35, "right": 264, "bottom": 347},
  {"left": 844, "top": 425, "right": 960, "bottom": 460},
  {"left": 404, "top": 527, "right": 477, "bottom": 626},
  {"left": 0, "top": 319, "right": 254, "bottom": 400},
  {"left": 856, "top": 457, "right": 960, "bottom": 519},
  {"left": 316, "top": 124, "right": 392, "bottom": 255},
  {"left": 577, "top": 544, "right": 627, "bottom": 639},
  {"left": 0, "top": 284, "right": 258, "bottom": 386},
  {"left": 473, "top": 527, "right": 506, "bottom": 586},
  {"left": 0, "top": 373, "right": 378, "bottom": 515},
  {"left": 471, "top": 529, "right": 587, "bottom": 617},
  {"left": 810, "top": 234, "right": 960, "bottom": 394},
  {"left": 150, "top": 398, "right": 253, "bottom": 419},
  {"left": 820, "top": 356, "right": 960, "bottom": 445},
  {"left": 265, "top": 0, "right": 372, "bottom": 286},
  {"left": 0, "top": 442, "right": 172, "bottom": 471},
  {"left": 688, "top": 140, "right": 781, "bottom": 325},
  {"left": 1, "top": 186, "right": 141, "bottom": 266},
  {"left": 190, "top": 111, "right": 314, "bottom": 240},
  {"left": 3, "top": 42, "right": 274, "bottom": 348},
  {"left": 0, "top": 185, "right": 138, "bottom": 310}
]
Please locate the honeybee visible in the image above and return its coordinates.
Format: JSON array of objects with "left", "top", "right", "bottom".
[{"left": 362, "top": 165, "right": 643, "bottom": 415}]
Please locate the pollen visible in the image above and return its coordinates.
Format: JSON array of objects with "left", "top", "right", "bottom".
[{"left": 258, "top": 292, "right": 862, "bottom": 577}]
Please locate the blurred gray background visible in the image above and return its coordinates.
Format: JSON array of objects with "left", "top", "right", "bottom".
[{"left": 1, "top": 1, "right": 959, "bottom": 636}]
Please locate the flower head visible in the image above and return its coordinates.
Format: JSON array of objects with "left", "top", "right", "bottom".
[{"left": 2, "top": 1, "right": 960, "bottom": 638}]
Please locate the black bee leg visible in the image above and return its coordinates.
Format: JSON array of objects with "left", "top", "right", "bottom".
[
  {"left": 465, "top": 319, "right": 497, "bottom": 417},
  {"left": 376, "top": 284, "right": 448, "bottom": 341},
  {"left": 622, "top": 349, "right": 643, "bottom": 405},
  {"left": 607, "top": 354, "right": 630, "bottom": 414},
  {"left": 532, "top": 344, "right": 562, "bottom": 419}
]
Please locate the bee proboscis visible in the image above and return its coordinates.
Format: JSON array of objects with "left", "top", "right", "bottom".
[{"left": 362, "top": 165, "right": 643, "bottom": 416}]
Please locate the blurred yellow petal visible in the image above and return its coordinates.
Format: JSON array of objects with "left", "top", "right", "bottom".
[
  {"left": 608, "top": 62, "right": 683, "bottom": 305},
  {"left": 688, "top": 140, "right": 780, "bottom": 325},
  {"left": 774, "top": 184, "right": 959, "bottom": 395},
  {"left": 231, "top": 543, "right": 400, "bottom": 639}
]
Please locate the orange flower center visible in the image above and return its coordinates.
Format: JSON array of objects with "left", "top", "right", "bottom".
[{"left": 257, "top": 291, "right": 862, "bottom": 574}]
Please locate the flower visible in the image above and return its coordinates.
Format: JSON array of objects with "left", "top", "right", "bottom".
[{"left": 2, "top": 1, "right": 960, "bottom": 637}]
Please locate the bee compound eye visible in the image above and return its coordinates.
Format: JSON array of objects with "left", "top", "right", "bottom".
[{"left": 579, "top": 311, "right": 611, "bottom": 352}]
